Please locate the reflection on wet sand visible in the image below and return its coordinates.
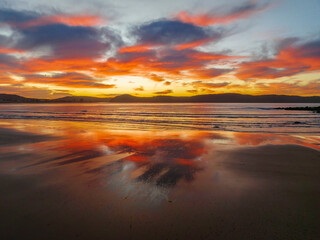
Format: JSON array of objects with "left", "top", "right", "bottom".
[
  {"left": 2, "top": 127, "right": 320, "bottom": 193},
  {"left": 1, "top": 124, "right": 320, "bottom": 239},
  {"left": 12, "top": 131, "right": 219, "bottom": 189}
]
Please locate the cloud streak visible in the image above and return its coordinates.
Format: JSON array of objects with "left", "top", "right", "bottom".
[
  {"left": 236, "top": 38, "right": 320, "bottom": 80},
  {"left": 21, "top": 72, "right": 115, "bottom": 89},
  {"left": 174, "top": 0, "right": 275, "bottom": 26}
]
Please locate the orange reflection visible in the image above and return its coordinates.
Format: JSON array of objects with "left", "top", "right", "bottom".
[
  {"left": 234, "top": 132, "right": 320, "bottom": 150},
  {"left": 16, "top": 130, "right": 222, "bottom": 188},
  {"left": 5, "top": 121, "right": 320, "bottom": 190}
]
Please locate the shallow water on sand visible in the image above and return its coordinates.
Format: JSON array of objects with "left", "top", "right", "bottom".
[{"left": 0, "top": 107, "right": 320, "bottom": 239}]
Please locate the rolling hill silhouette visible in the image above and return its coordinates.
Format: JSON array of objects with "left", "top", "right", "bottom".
[{"left": 1, "top": 93, "right": 320, "bottom": 103}]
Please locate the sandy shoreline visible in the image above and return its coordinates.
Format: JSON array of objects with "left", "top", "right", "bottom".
[{"left": 0, "top": 126, "right": 320, "bottom": 240}]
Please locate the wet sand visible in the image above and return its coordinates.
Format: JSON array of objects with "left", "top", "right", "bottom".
[
  {"left": 0, "top": 127, "right": 54, "bottom": 146},
  {"left": 0, "top": 126, "right": 320, "bottom": 240}
]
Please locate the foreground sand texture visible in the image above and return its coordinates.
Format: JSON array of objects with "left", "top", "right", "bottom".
[{"left": 0, "top": 125, "right": 320, "bottom": 240}]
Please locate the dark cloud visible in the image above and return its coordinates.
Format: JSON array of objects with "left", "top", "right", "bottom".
[
  {"left": 275, "top": 37, "right": 299, "bottom": 52},
  {"left": 0, "top": 84, "right": 71, "bottom": 98},
  {"left": 295, "top": 39, "right": 320, "bottom": 58},
  {"left": 191, "top": 81, "right": 230, "bottom": 89},
  {"left": 0, "top": 7, "right": 122, "bottom": 61},
  {"left": 0, "top": 8, "right": 38, "bottom": 25},
  {"left": 18, "top": 24, "right": 98, "bottom": 48},
  {"left": 12, "top": 24, "right": 110, "bottom": 59},
  {"left": 0, "top": 53, "right": 19, "bottom": 67},
  {"left": 154, "top": 89, "right": 173, "bottom": 95},
  {"left": 153, "top": 49, "right": 237, "bottom": 72},
  {"left": 190, "top": 68, "right": 233, "bottom": 79},
  {"left": 0, "top": 33, "right": 13, "bottom": 48},
  {"left": 134, "top": 86, "right": 144, "bottom": 91},
  {"left": 187, "top": 89, "right": 198, "bottom": 93},
  {"left": 223, "top": 0, "right": 270, "bottom": 17},
  {"left": 134, "top": 20, "right": 222, "bottom": 46},
  {"left": 110, "top": 49, "right": 157, "bottom": 63},
  {"left": 43, "top": 72, "right": 95, "bottom": 81},
  {"left": 22, "top": 72, "right": 115, "bottom": 89},
  {"left": 154, "top": 48, "right": 222, "bottom": 70}
]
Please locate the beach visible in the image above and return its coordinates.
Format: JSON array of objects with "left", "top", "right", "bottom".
[
  {"left": 0, "top": 107, "right": 320, "bottom": 239},
  {"left": 1, "top": 0, "right": 320, "bottom": 238}
]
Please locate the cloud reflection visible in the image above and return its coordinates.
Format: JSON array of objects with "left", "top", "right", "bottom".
[
  {"left": 6, "top": 128, "right": 320, "bottom": 198},
  {"left": 51, "top": 131, "right": 218, "bottom": 188}
]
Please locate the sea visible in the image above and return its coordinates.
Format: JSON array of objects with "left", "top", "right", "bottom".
[{"left": 0, "top": 102, "right": 319, "bottom": 133}]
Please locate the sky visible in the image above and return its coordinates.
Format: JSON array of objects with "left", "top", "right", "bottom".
[{"left": 0, "top": 0, "right": 320, "bottom": 98}]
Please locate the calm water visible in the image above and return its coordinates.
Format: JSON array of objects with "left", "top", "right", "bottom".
[{"left": 0, "top": 102, "right": 319, "bottom": 132}]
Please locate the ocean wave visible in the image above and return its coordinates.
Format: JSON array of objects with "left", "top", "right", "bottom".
[
  {"left": 0, "top": 113, "right": 319, "bottom": 132},
  {"left": 0, "top": 103, "right": 319, "bottom": 132}
]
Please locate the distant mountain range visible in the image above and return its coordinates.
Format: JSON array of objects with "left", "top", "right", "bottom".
[
  {"left": 0, "top": 94, "right": 110, "bottom": 103},
  {"left": 49, "top": 96, "right": 111, "bottom": 103},
  {"left": 1, "top": 93, "right": 320, "bottom": 103}
]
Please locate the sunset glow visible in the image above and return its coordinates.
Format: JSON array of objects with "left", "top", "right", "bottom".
[{"left": 0, "top": 0, "right": 319, "bottom": 98}]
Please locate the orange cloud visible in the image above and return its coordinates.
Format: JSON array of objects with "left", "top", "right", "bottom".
[
  {"left": 19, "top": 14, "right": 105, "bottom": 28},
  {"left": 253, "top": 81, "right": 320, "bottom": 96},
  {"left": 149, "top": 74, "right": 165, "bottom": 82},
  {"left": 174, "top": 38, "right": 214, "bottom": 50},
  {"left": 122, "top": 50, "right": 239, "bottom": 75},
  {"left": 0, "top": 47, "right": 24, "bottom": 54},
  {"left": 23, "top": 58, "right": 97, "bottom": 73},
  {"left": 118, "top": 44, "right": 156, "bottom": 53},
  {"left": 175, "top": 11, "right": 222, "bottom": 26},
  {"left": 134, "top": 86, "right": 144, "bottom": 91},
  {"left": 22, "top": 72, "right": 116, "bottom": 89},
  {"left": 187, "top": 89, "right": 198, "bottom": 94},
  {"left": 154, "top": 89, "right": 173, "bottom": 95},
  {"left": 236, "top": 42, "right": 320, "bottom": 80}
]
